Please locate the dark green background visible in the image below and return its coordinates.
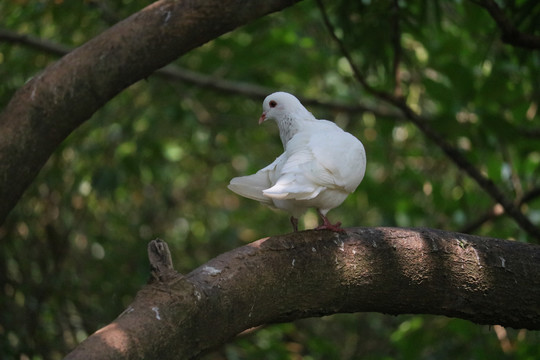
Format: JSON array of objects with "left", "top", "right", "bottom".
[{"left": 1, "top": 0, "right": 539, "bottom": 358}]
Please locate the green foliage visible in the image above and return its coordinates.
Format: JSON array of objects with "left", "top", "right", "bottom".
[{"left": 1, "top": 0, "right": 540, "bottom": 359}]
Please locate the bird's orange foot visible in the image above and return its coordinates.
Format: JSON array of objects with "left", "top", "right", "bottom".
[
  {"left": 315, "top": 211, "right": 346, "bottom": 232},
  {"left": 315, "top": 221, "right": 345, "bottom": 232}
]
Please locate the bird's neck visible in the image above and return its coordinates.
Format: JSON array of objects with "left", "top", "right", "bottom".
[
  {"left": 277, "top": 111, "right": 315, "bottom": 148},
  {"left": 277, "top": 115, "right": 300, "bottom": 146}
]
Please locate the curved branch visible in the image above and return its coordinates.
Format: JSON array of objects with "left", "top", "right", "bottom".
[
  {"left": 65, "top": 228, "right": 540, "bottom": 359},
  {"left": 316, "top": 0, "right": 540, "bottom": 242},
  {"left": 0, "top": 0, "right": 302, "bottom": 226}
]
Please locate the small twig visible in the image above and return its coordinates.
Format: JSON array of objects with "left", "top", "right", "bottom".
[
  {"left": 0, "top": 28, "right": 71, "bottom": 56},
  {"left": 461, "top": 205, "right": 501, "bottom": 234},
  {"left": 391, "top": 0, "right": 403, "bottom": 97},
  {"left": 501, "top": 143, "right": 523, "bottom": 200},
  {"left": 315, "top": 0, "right": 396, "bottom": 103},
  {"left": 316, "top": 0, "right": 540, "bottom": 242},
  {"left": 471, "top": 0, "right": 540, "bottom": 50},
  {"left": 87, "top": 0, "right": 121, "bottom": 25},
  {"left": 461, "top": 186, "right": 540, "bottom": 234},
  {"left": 518, "top": 127, "right": 540, "bottom": 138}
]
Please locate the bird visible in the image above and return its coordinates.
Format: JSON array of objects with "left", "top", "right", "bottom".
[{"left": 228, "top": 92, "right": 366, "bottom": 232}]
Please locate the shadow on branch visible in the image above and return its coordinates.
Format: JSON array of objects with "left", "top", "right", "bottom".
[{"left": 66, "top": 227, "right": 540, "bottom": 359}]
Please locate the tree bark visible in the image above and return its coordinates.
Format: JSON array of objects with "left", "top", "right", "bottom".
[
  {"left": 0, "top": 0, "right": 301, "bottom": 226},
  {"left": 65, "top": 227, "right": 540, "bottom": 359}
]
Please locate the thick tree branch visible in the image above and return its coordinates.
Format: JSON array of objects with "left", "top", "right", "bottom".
[
  {"left": 471, "top": 0, "right": 540, "bottom": 50},
  {"left": 65, "top": 228, "right": 540, "bottom": 359},
  {"left": 316, "top": 0, "right": 540, "bottom": 242},
  {"left": 0, "top": 0, "right": 302, "bottom": 226}
]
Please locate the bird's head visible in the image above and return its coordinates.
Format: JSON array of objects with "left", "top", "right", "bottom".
[{"left": 259, "top": 92, "right": 309, "bottom": 124}]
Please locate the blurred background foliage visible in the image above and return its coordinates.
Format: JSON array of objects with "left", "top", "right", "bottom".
[{"left": 1, "top": 0, "right": 540, "bottom": 359}]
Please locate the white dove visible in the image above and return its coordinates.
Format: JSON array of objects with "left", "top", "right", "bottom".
[{"left": 228, "top": 92, "right": 366, "bottom": 232}]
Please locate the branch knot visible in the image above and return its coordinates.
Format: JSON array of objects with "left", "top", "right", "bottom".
[{"left": 148, "top": 238, "right": 177, "bottom": 283}]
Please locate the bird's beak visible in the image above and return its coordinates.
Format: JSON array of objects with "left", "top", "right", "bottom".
[{"left": 258, "top": 112, "right": 266, "bottom": 125}]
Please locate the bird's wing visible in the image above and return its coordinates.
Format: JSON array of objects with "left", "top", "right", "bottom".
[
  {"left": 228, "top": 153, "right": 286, "bottom": 206},
  {"left": 308, "top": 123, "right": 366, "bottom": 192},
  {"left": 263, "top": 123, "right": 366, "bottom": 200}
]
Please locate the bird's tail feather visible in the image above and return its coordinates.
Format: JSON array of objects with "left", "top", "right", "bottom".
[
  {"left": 228, "top": 173, "right": 273, "bottom": 205},
  {"left": 263, "top": 184, "right": 324, "bottom": 201}
]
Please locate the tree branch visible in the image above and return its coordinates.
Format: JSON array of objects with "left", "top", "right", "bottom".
[
  {"left": 65, "top": 228, "right": 540, "bottom": 359},
  {"left": 160, "top": 65, "right": 400, "bottom": 117},
  {"left": 471, "top": 0, "right": 540, "bottom": 50},
  {"left": 0, "top": 28, "right": 401, "bottom": 119},
  {"left": 0, "top": 28, "right": 71, "bottom": 56},
  {"left": 0, "top": 0, "right": 303, "bottom": 226},
  {"left": 316, "top": 0, "right": 540, "bottom": 242}
]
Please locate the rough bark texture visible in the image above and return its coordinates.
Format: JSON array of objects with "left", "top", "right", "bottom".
[
  {"left": 0, "top": 0, "right": 301, "bottom": 226},
  {"left": 65, "top": 227, "right": 540, "bottom": 359}
]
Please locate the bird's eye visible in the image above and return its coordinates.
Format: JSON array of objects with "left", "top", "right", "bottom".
[{"left": 269, "top": 100, "right": 277, "bottom": 108}]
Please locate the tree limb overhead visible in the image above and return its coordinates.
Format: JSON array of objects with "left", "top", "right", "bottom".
[
  {"left": 0, "top": 0, "right": 302, "bottom": 226},
  {"left": 0, "top": 28, "right": 401, "bottom": 120}
]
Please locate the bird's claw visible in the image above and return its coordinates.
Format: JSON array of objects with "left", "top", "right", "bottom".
[{"left": 315, "top": 221, "right": 345, "bottom": 233}]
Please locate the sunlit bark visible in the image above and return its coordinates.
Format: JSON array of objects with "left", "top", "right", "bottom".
[{"left": 66, "top": 228, "right": 540, "bottom": 359}]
